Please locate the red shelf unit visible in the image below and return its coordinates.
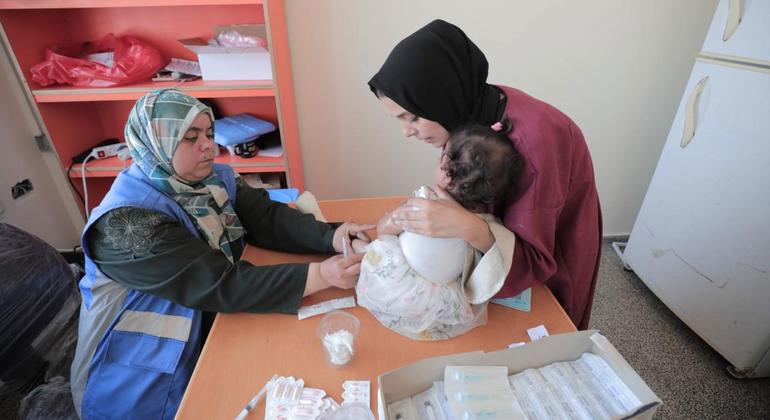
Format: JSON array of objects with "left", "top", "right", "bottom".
[
  {"left": 71, "top": 154, "right": 286, "bottom": 178},
  {"left": 0, "top": 0, "right": 303, "bottom": 215}
]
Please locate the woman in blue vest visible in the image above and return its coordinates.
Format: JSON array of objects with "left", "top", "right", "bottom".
[{"left": 70, "top": 89, "right": 371, "bottom": 419}]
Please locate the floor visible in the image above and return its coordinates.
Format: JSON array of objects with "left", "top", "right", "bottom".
[
  {"left": 2, "top": 240, "right": 769, "bottom": 419},
  {"left": 589, "top": 239, "right": 770, "bottom": 419}
]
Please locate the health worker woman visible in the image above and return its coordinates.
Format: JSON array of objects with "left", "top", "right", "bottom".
[{"left": 70, "top": 89, "right": 370, "bottom": 419}]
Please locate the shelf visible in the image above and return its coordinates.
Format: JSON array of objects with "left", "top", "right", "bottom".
[
  {"left": 70, "top": 153, "right": 286, "bottom": 178},
  {"left": 33, "top": 80, "right": 274, "bottom": 103},
  {"left": 0, "top": 1, "right": 262, "bottom": 9},
  {"left": 2, "top": 0, "right": 303, "bottom": 212}
]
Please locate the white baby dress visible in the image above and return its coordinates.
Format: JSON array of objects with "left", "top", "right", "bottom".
[{"left": 356, "top": 187, "right": 515, "bottom": 340}]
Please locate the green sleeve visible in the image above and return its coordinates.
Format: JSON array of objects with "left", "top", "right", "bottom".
[
  {"left": 87, "top": 206, "right": 308, "bottom": 314},
  {"left": 234, "top": 177, "right": 339, "bottom": 253}
]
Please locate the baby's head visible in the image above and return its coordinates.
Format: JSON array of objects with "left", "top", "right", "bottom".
[{"left": 437, "top": 124, "right": 522, "bottom": 215}]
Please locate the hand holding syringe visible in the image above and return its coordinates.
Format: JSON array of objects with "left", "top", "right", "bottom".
[{"left": 334, "top": 222, "right": 375, "bottom": 257}]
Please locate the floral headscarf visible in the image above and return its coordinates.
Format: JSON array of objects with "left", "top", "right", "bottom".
[{"left": 124, "top": 89, "right": 244, "bottom": 262}]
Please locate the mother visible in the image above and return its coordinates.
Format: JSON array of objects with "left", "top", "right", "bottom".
[{"left": 369, "top": 19, "right": 602, "bottom": 330}]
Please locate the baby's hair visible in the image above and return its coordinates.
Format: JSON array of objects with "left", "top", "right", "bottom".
[{"left": 442, "top": 124, "right": 522, "bottom": 215}]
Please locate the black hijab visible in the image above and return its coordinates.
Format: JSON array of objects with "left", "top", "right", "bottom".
[{"left": 368, "top": 19, "right": 505, "bottom": 131}]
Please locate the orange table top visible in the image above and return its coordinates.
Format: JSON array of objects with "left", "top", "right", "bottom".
[{"left": 176, "top": 197, "right": 576, "bottom": 419}]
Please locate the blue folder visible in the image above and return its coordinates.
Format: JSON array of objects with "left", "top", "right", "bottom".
[
  {"left": 214, "top": 114, "right": 276, "bottom": 146},
  {"left": 267, "top": 188, "right": 299, "bottom": 203}
]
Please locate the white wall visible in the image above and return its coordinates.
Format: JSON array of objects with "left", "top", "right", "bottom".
[{"left": 285, "top": 0, "right": 718, "bottom": 235}]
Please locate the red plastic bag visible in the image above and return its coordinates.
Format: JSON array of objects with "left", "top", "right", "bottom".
[{"left": 30, "top": 34, "right": 164, "bottom": 88}]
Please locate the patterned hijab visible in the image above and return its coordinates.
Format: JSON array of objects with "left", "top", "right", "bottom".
[{"left": 124, "top": 89, "right": 244, "bottom": 262}]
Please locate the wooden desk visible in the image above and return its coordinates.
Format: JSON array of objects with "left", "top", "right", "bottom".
[{"left": 176, "top": 197, "right": 576, "bottom": 419}]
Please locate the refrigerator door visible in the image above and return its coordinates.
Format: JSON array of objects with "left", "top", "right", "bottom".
[
  {"left": 624, "top": 60, "right": 770, "bottom": 377},
  {"left": 701, "top": 0, "right": 770, "bottom": 65}
]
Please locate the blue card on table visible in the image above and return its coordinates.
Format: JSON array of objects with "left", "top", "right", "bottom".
[{"left": 490, "top": 288, "right": 532, "bottom": 312}]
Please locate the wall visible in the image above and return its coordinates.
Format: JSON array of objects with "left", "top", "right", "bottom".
[{"left": 285, "top": 0, "right": 718, "bottom": 235}]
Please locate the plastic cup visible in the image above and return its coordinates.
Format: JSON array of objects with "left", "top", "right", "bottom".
[{"left": 316, "top": 310, "right": 360, "bottom": 368}]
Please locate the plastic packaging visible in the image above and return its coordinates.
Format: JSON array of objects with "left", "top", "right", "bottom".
[
  {"left": 216, "top": 30, "right": 268, "bottom": 49},
  {"left": 316, "top": 311, "right": 360, "bottom": 368},
  {"left": 444, "top": 366, "right": 522, "bottom": 419},
  {"left": 18, "top": 376, "right": 78, "bottom": 420},
  {"left": 319, "top": 396, "right": 340, "bottom": 417},
  {"left": 387, "top": 397, "right": 419, "bottom": 420},
  {"left": 341, "top": 380, "right": 370, "bottom": 408},
  {"left": 262, "top": 376, "right": 333, "bottom": 420},
  {"left": 265, "top": 376, "right": 305, "bottom": 420},
  {"left": 322, "top": 403, "right": 375, "bottom": 420},
  {"left": 30, "top": 33, "right": 163, "bottom": 88},
  {"left": 412, "top": 386, "right": 449, "bottom": 420},
  {"left": 387, "top": 382, "right": 452, "bottom": 420},
  {"left": 0, "top": 223, "right": 80, "bottom": 396}
]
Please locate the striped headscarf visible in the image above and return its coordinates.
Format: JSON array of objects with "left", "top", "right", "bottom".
[{"left": 124, "top": 89, "right": 244, "bottom": 262}]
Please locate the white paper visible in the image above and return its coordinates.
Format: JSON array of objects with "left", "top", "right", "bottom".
[
  {"left": 258, "top": 145, "right": 283, "bottom": 157},
  {"left": 297, "top": 296, "right": 356, "bottom": 320},
  {"left": 526, "top": 324, "right": 550, "bottom": 341}
]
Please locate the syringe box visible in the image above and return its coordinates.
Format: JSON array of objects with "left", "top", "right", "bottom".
[{"left": 377, "top": 330, "right": 661, "bottom": 420}]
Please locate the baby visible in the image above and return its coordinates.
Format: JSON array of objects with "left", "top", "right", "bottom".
[{"left": 356, "top": 124, "right": 521, "bottom": 340}]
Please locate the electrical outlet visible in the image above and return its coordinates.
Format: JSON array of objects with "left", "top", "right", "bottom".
[{"left": 11, "top": 179, "right": 33, "bottom": 199}]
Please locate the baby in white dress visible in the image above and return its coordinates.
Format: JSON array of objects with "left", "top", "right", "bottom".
[{"left": 356, "top": 124, "right": 522, "bottom": 340}]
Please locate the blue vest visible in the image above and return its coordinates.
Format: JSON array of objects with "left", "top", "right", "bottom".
[{"left": 71, "top": 164, "right": 237, "bottom": 420}]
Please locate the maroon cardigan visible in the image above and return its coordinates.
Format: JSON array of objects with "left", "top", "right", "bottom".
[{"left": 493, "top": 86, "right": 603, "bottom": 330}]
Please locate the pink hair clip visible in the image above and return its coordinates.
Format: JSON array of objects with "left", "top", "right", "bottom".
[{"left": 490, "top": 122, "right": 503, "bottom": 132}]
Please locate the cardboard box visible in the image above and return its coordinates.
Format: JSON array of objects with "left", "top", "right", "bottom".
[
  {"left": 377, "top": 330, "right": 661, "bottom": 419},
  {"left": 180, "top": 24, "right": 272, "bottom": 81}
]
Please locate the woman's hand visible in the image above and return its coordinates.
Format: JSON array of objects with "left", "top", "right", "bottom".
[
  {"left": 333, "top": 222, "right": 375, "bottom": 254},
  {"left": 392, "top": 186, "right": 495, "bottom": 252},
  {"left": 304, "top": 254, "right": 364, "bottom": 296}
]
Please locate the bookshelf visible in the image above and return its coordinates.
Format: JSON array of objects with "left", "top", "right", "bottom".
[{"left": 0, "top": 0, "right": 303, "bottom": 215}]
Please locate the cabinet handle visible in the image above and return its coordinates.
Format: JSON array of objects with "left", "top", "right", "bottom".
[
  {"left": 723, "top": 0, "right": 743, "bottom": 41},
  {"left": 681, "top": 76, "right": 709, "bottom": 149}
]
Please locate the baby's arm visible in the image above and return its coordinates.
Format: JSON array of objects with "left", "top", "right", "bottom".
[
  {"left": 376, "top": 212, "right": 404, "bottom": 236},
  {"left": 351, "top": 238, "right": 369, "bottom": 254}
]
